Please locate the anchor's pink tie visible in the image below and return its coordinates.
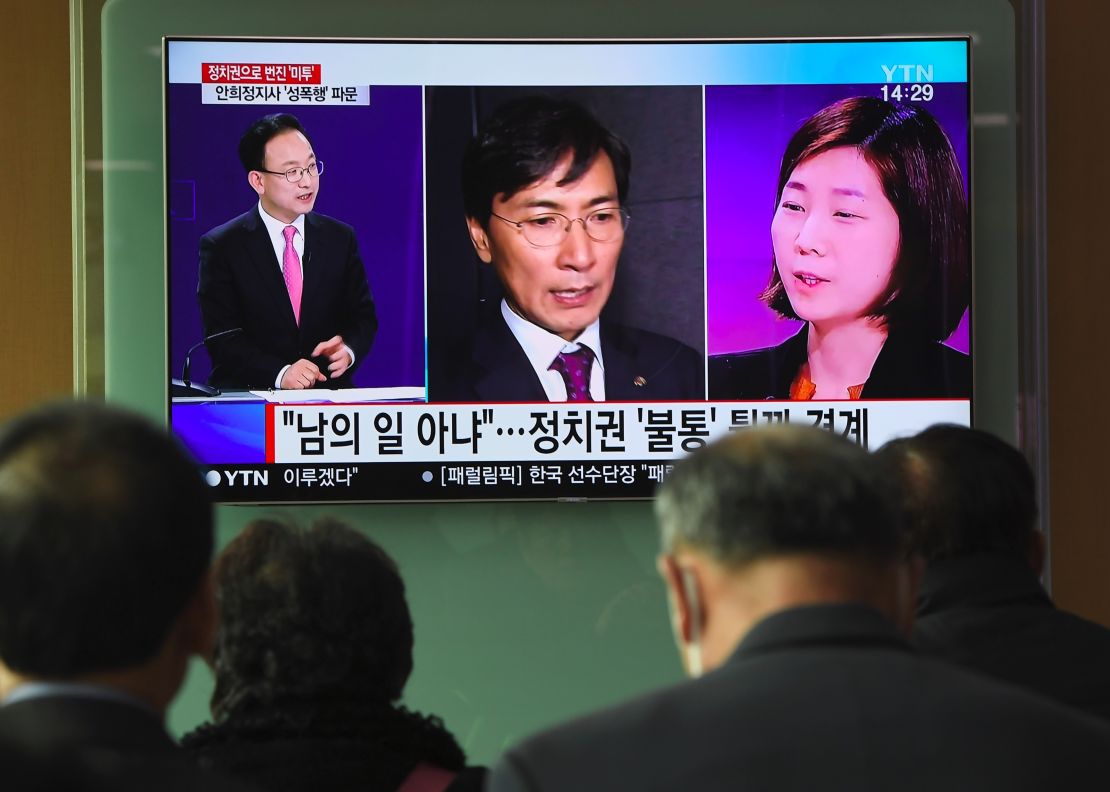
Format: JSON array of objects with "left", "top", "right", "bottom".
[{"left": 282, "top": 225, "right": 302, "bottom": 325}]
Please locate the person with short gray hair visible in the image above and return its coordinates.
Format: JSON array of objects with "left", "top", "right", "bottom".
[{"left": 488, "top": 425, "right": 1110, "bottom": 792}]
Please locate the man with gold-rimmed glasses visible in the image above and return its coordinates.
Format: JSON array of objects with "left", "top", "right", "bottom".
[
  {"left": 429, "top": 96, "right": 702, "bottom": 403},
  {"left": 198, "top": 113, "right": 377, "bottom": 390}
]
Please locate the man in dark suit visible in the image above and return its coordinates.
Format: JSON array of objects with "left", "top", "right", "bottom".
[
  {"left": 198, "top": 113, "right": 377, "bottom": 390},
  {"left": 877, "top": 424, "right": 1110, "bottom": 721},
  {"left": 0, "top": 402, "right": 246, "bottom": 791},
  {"left": 488, "top": 425, "right": 1110, "bottom": 792},
  {"left": 429, "top": 96, "right": 702, "bottom": 403}
]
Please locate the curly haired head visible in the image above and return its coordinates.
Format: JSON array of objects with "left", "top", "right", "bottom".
[{"left": 209, "top": 518, "right": 413, "bottom": 720}]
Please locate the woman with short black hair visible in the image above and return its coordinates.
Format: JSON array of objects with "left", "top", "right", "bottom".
[{"left": 709, "top": 96, "right": 970, "bottom": 400}]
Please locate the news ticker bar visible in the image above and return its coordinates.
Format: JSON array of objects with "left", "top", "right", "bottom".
[
  {"left": 186, "top": 399, "right": 970, "bottom": 502},
  {"left": 265, "top": 400, "right": 970, "bottom": 463},
  {"left": 203, "top": 459, "right": 668, "bottom": 502}
]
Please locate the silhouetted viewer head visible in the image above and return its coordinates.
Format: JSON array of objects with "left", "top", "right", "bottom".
[
  {"left": 209, "top": 518, "right": 414, "bottom": 720},
  {"left": 656, "top": 424, "right": 903, "bottom": 565},
  {"left": 0, "top": 401, "right": 213, "bottom": 677},
  {"left": 461, "top": 95, "right": 631, "bottom": 228},
  {"left": 876, "top": 424, "right": 1039, "bottom": 563}
]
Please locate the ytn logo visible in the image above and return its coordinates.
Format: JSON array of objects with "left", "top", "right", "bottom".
[
  {"left": 881, "top": 64, "right": 934, "bottom": 82},
  {"left": 205, "top": 469, "right": 269, "bottom": 486}
]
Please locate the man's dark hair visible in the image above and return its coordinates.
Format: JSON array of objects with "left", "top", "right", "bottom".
[
  {"left": 0, "top": 401, "right": 213, "bottom": 676},
  {"left": 876, "top": 424, "right": 1038, "bottom": 562},
  {"left": 210, "top": 518, "right": 415, "bottom": 720},
  {"left": 461, "top": 95, "right": 631, "bottom": 227},
  {"left": 762, "top": 97, "right": 969, "bottom": 341},
  {"left": 238, "top": 113, "right": 312, "bottom": 173},
  {"left": 656, "top": 425, "right": 902, "bottom": 565}
]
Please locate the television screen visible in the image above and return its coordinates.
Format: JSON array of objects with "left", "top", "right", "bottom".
[{"left": 165, "top": 37, "right": 972, "bottom": 502}]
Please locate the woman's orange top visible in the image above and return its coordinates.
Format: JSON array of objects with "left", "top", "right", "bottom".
[{"left": 789, "top": 363, "right": 865, "bottom": 400}]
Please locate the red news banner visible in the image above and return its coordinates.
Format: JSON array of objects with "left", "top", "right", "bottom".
[
  {"left": 202, "top": 63, "right": 321, "bottom": 84},
  {"left": 199, "top": 62, "right": 366, "bottom": 105}
]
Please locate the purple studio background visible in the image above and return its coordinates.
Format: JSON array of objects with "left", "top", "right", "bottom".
[
  {"left": 166, "top": 84, "right": 425, "bottom": 388},
  {"left": 705, "top": 83, "right": 971, "bottom": 356}
]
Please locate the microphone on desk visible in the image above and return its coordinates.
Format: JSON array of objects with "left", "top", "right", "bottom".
[{"left": 171, "top": 328, "right": 243, "bottom": 398}]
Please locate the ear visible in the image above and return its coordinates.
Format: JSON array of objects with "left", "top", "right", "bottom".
[
  {"left": 657, "top": 553, "right": 701, "bottom": 645},
  {"left": 0, "top": 660, "right": 22, "bottom": 702},
  {"left": 177, "top": 570, "right": 219, "bottom": 662},
  {"left": 1028, "top": 530, "right": 1046, "bottom": 578},
  {"left": 465, "top": 215, "right": 494, "bottom": 264},
  {"left": 248, "top": 170, "right": 266, "bottom": 198}
]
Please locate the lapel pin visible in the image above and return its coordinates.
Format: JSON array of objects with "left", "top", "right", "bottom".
[{"left": 633, "top": 376, "right": 647, "bottom": 387}]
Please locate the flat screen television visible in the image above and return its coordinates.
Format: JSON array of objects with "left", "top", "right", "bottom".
[{"left": 165, "top": 36, "right": 972, "bottom": 502}]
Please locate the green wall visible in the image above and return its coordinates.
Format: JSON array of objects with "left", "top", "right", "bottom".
[{"left": 98, "top": 0, "right": 1019, "bottom": 765}]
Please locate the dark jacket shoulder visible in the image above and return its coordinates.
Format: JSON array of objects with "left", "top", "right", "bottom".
[
  {"left": 489, "top": 604, "right": 1110, "bottom": 792},
  {"left": 202, "top": 209, "right": 353, "bottom": 243},
  {"left": 708, "top": 328, "right": 805, "bottom": 400},
  {"left": 913, "top": 555, "right": 1110, "bottom": 721},
  {"left": 0, "top": 697, "right": 250, "bottom": 792},
  {"left": 601, "top": 321, "right": 704, "bottom": 401},
  {"left": 864, "top": 331, "right": 970, "bottom": 399}
]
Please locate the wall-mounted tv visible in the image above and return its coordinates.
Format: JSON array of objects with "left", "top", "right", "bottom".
[{"left": 165, "top": 37, "right": 971, "bottom": 502}]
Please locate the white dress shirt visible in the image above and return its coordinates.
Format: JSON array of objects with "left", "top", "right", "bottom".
[
  {"left": 257, "top": 201, "right": 305, "bottom": 277},
  {"left": 257, "top": 202, "right": 354, "bottom": 388},
  {"left": 501, "top": 299, "right": 606, "bottom": 401}
]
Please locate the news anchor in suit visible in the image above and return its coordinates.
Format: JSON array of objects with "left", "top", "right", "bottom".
[
  {"left": 428, "top": 96, "right": 703, "bottom": 403},
  {"left": 198, "top": 113, "right": 377, "bottom": 391}
]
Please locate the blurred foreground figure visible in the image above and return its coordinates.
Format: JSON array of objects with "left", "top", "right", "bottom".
[
  {"left": 878, "top": 424, "right": 1110, "bottom": 721},
  {"left": 0, "top": 401, "right": 247, "bottom": 791},
  {"left": 183, "top": 518, "right": 485, "bottom": 792},
  {"left": 489, "top": 425, "right": 1110, "bottom": 792}
]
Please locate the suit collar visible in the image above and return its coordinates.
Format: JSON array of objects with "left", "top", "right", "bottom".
[
  {"left": 245, "top": 206, "right": 299, "bottom": 330},
  {"left": 767, "top": 326, "right": 808, "bottom": 397},
  {"left": 4, "top": 681, "right": 154, "bottom": 714},
  {"left": 729, "top": 603, "right": 909, "bottom": 664},
  {"left": 468, "top": 314, "right": 550, "bottom": 402},
  {"left": 300, "top": 212, "right": 326, "bottom": 325},
  {"left": 863, "top": 327, "right": 932, "bottom": 397},
  {"left": 767, "top": 326, "right": 937, "bottom": 399},
  {"left": 256, "top": 200, "right": 306, "bottom": 238},
  {"left": 916, "top": 554, "right": 1053, "bottom": 616},
  {"left": 0, "top": 695, "right": 175, "bottom": 755},
  {"left": 501, "top": 299, "right": 605, "bottom": 372},
  {"left": 461, "top": 313, "right": 687, "bottom": 402}
]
